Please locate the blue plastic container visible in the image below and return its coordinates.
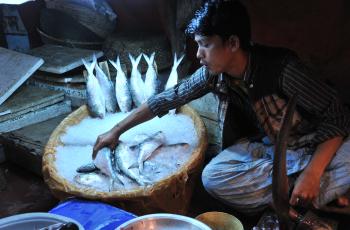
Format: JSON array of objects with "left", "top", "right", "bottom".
[{"left": 49, "top": 199, "right": 137, "bottom": 230}]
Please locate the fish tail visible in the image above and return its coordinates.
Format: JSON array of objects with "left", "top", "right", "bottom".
[
  {"left": 135, "top": 53, "right": 142, "bottom": 67},
  {"left": 116, "top": 56, "right": 122, "bottom": 70},
  {"left": 142, "top": 53, "right": 150, "bottom": 65},
  {"left": 174, "top": 54, "right": 185, "bottom": 69},
  {"left": 128, "top": 53, "right": 135, "bottom": 67},
  {"left": 150, "top": 52, "right": 155, "bottom": 63},
  {"left": 82, "top": 58, "right": 95, "bottom": 76},
  {"left": 108, "top": 59, "right": 117, "bottom": 71}
]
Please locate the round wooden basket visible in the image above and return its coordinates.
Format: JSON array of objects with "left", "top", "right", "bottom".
[{"left": 42, "top": 105, "right": 208, "bottom": 215}]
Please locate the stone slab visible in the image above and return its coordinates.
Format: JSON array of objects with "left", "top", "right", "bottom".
[
  {"left": 0, "top": 85, "right": 64, "bottom": 122},
  {"left": 0, "top": 114, "right": 69, "bottom": 176},
  {"left": 0, "top": 100, "right": 71, "bottom": 133},
  {"left": 27, "top": 44, "right": 103, "bottom": 74},
  {"left": 0, "top": 47, "right": 44, "bottom": 107},
  {"left": 33, "top": 72, "right": 85, "bottom": 83},
  {"left": 26, "top": 78, "right": 86, "bottom": 107}
]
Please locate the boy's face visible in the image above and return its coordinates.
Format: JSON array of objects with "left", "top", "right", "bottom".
[{"left": 194, "top": 34, "right": 234, "bottom": 75}]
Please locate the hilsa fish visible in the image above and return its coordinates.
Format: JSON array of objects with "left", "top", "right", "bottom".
[
  {"left": 109, "top": 57, "right": 132, "bottom": 113},
  {"left": 93, "top": 54, "right": 117, "bottom": 113},
  {"left": 74, "top": 172, "right": 110, "bottom": 191},
  {"left": 82, "top": 57, "right": 105, "bottom": 118},
  {"left": 137, "top": 131, "right": 166, "bottom": 173},
  {"left": 76, "top": 147, "right": 125, "bottom": 191},
  {"left": 143, "top": 52, "right": 159, "bottom": 100},
  {"left": 165, "top": 53, "right": 184, "bottom": 114},
  {"left": 94, "top": 147, "right": 125, "bottom": 190},
  {"left": 129, "top": 53, "right": 146, "bottom": 107},
  {"left": 115, "top": 142, "right": 151, "bottom": 186}
]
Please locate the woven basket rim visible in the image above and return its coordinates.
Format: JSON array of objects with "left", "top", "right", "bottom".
[{"left": 42, "top": 104, "right": 208, "bottom": 200}]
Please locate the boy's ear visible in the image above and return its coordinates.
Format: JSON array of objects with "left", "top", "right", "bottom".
[{"left": 228, "top": 35, "right": 240, "bottom": 52}]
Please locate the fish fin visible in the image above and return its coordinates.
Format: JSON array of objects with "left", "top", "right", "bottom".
[
  {"left": 92, "top": 53, "right": 97, "bottom": 64},
  {"left": 128, "top": 144, "right": 139, "bottom": 151},
  {"left": 128, "top": 53, "right": 135, "bottom": 67},
  {"left": 150, "top": 52, "right": 155, "bottom": 63},
  {"left": 135, "top": 53, "right": 142, "bottom": 67},
  {"left": 140, "top": 175, "right": 152, "bottom": 185},
  {"left": 174, "top": 54, "right": 185, "bottom": 69},
  {"left": 109, "top": 59, "right": 118, "bottom": 71},
  {"left": 76, "top": 163, "right": 99, "bottom": 173},
  {"left": 128, "top": 162, "right": 138, "bottom": 169},
  {"left": 82, "top": 58, "right": 95, "bottom": 76},
  {"left": 116, "top": 56, "right": 122, "bottom": 70},
  {"left": 142, "top": 53, "right": 149, "bottom": 64}
]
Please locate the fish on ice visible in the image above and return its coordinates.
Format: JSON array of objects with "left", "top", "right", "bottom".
[
  {"left": 136, "top": 131, "right": 166, "bottom": 173},
  {"left": 93, "top": 55, "right": 117, "bottom": 113},
  {"left": 143, "top": 52, "right": 159, "bottom": 100},
  {"left": 82, "top": 57, "right": 105, "bottom": 118},
  {"left": 164, "top": 53, "right": 184, "bottom": 114},
  {"left": 109, "top": 57, "right": 133, "bottom": 113},
  {"left": 129, "top": 53, "right": 146, "bottom": 107},
  {"left": 115, "top": 142, "right": 151, "bottom": 186}
]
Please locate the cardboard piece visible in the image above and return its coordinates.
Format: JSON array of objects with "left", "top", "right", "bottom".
[
  {"left": 0, "top": 100, "right": 71, "bottom": 133},
  {"left": 27, "top": 44, "right": 103, "bottom": 74},
  {"left": 0, "top": 85, "right": 65, "bottom": 122},
  {"left": 0, "top": 47, "right": 44, "bottom": 107}
]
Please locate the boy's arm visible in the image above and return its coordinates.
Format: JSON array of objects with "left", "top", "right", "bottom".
[{"left": 290, "top": 136, "right": 343, "bottom": 206}]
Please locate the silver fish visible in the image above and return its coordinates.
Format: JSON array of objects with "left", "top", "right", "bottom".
[
  {"left": 115, "top": 142, "right": 150, "bottom": 186},
  {"left": 93, "top": 55, "right": 117, "bottom": 113},
  {"left": 164, "top": 53, "right": 184, "bottom": 114},
  {"left": 141, "top": 143, "right": 190, "bottom": 182},
  {"left": 129, "top": 53, "right": 146, "bottom": 107},
  {"left": 143, "top": 52, "right": 159, "bottom": 100},
  {"left": 94, "top": 147, "right": 125, "bottom": 190},
  {"left": 109, "top": 57, "right": 132, "bottom": 113},
  {"left": 82, "top": 57, "right": 105, "bottom": 118},
  {"left": 137, "top": 131, "right": 166, "bottom": 173},
  {"left": 74, "top": 172, "right": 110, "bottom": 190}
]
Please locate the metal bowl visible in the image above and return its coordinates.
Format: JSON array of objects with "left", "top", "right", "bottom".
[
  {"left": 116, "top": 213, "right": 211, "bottom": 230},
  {"left": 196, "top": 211, "right": 244, "bottom": 230}
]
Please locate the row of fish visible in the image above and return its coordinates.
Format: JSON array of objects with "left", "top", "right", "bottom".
[
  {"left": 74, "top": 131, "right": 190, "bottom": 191},
  {"left": 82, "top": 53, "right": 184, "bottom": 118}
]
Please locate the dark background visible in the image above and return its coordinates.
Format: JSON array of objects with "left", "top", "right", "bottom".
[{"left": 1, "top": 0, "right": 349, "bottom": 103}]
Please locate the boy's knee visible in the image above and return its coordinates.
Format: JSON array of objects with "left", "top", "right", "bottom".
[{"left": 201, "top": 163, "right": 216, "bottom": 193}]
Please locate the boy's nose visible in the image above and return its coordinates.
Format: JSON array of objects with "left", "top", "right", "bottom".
[{"left": 196, "top": 49, "right": 203, "bottom": 59}]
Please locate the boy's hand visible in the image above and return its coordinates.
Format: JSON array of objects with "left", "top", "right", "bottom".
[
  {"left": 290, "top": 168, "right": 321, "bottom": 207},
  {"left": 92, "top": 129, "right": 119, "bottom": 159}
]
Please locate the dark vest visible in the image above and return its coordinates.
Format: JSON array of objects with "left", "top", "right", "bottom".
[
  {"left": 247, "top": 44, "right": 297, "bottom": 102},
  {"left": 222, "top": 44, "right": 297, "bottom": 149}
]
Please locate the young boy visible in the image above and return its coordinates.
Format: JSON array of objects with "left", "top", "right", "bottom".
[{"left": 93, "top": 0, "right": 350, "bottom": 213}]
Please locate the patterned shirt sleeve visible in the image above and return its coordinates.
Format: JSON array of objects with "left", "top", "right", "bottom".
[
  {"left": 281, "top": 55, "right": 350, "bottom": 144},
  {"left": 147, "top": 66, "right": 214, "bottom": 117}
]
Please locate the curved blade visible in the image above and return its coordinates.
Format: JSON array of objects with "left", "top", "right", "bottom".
[{"left": 272, "top": 94, "right": 298, "bottom": 229}]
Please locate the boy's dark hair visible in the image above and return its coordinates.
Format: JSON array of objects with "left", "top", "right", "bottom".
[{"left": 186, "top": 0, "right": 251, "bottom": 50}]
